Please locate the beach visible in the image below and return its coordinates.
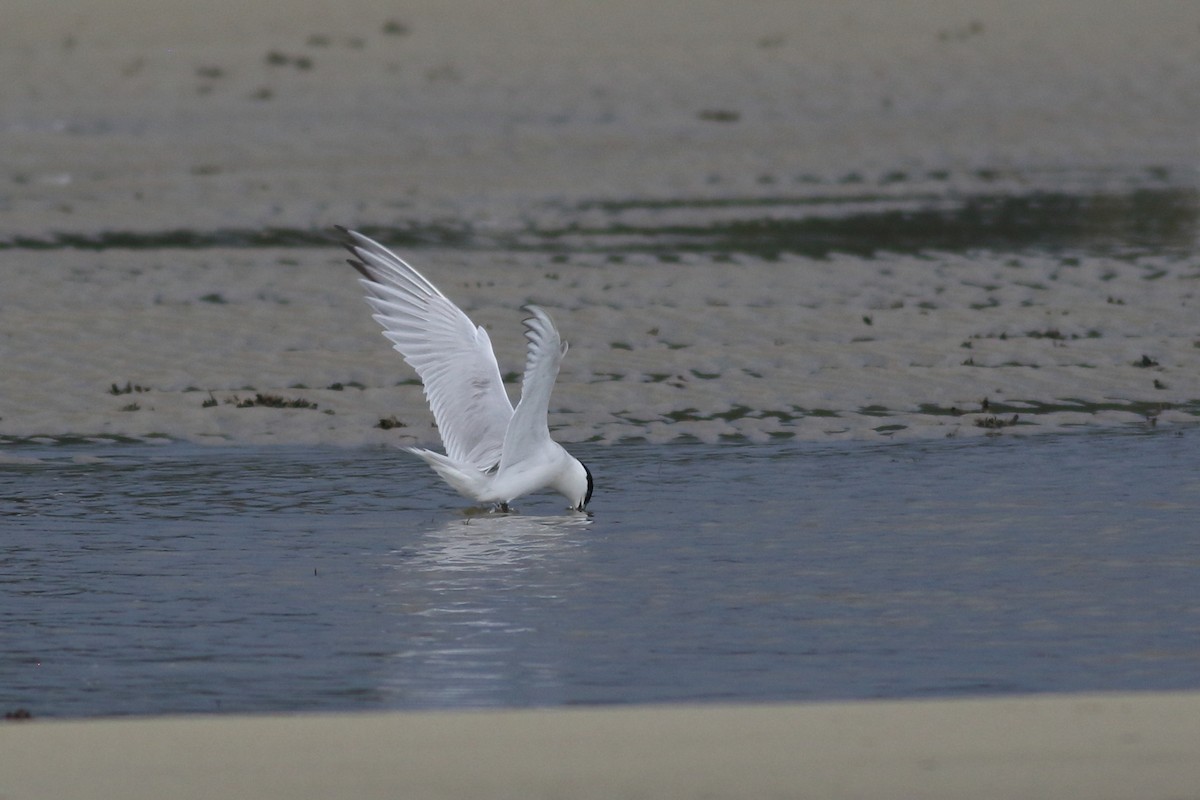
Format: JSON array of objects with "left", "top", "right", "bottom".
[{"left": 4, "top": 692, "right": 1200, "bottom": 800}]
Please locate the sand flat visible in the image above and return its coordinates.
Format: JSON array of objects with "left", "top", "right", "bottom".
[
  {"left": 2, "top": 0, "right": 1198, "bottom": 445},
  {"left": 1, "top": 245, "right": 1196, "bottom": 446},
  {"left": 3, "top": 691, "right": 1199, "bottom": 800}
]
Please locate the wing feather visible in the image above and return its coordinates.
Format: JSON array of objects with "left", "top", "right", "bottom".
[
  {"left": 499, "top": 305, "right": 566, "bottom": 470},
  {"left": 339, "top": 228, "right": 513, "bottom": 468}
]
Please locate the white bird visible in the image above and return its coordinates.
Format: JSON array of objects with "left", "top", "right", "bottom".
[{"left": 338, "top": 227, "right": 592, "bottom": 513}]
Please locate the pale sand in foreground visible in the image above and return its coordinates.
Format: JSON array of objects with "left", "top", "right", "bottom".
[{"left": 3, "top": 692, "right": 1199, "bottom": 799}]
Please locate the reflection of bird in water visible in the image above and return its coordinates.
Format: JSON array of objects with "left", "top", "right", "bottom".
[
  {"left": 379, "top": 513, "right": 590, "bottom": 708},
  {"left": 338, "top": 228, "right": 593, "bottom": 513},
  {"left": 406, "top": 513, "right": 593, "bottom": 573}
]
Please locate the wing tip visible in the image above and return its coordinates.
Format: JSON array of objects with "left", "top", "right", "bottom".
[
  {"left": 521, "top": 304, "right": 552, "bottom": 326},
  {"left": 335, "top": 225, "right": 380, "bottom": 282},
  {"left": 520, "top": 305, "right": 568, "bottom": 355},
  {"left": 333, "top": 224, "right": 360, "bottom": 252}
]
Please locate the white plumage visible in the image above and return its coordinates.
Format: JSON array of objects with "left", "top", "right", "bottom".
[{"left": 339, "top": 228, "right": 592, "bottom": 512}]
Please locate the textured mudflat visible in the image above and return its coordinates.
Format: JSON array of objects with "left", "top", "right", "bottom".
[{"left": 2, "top": 0, "right": 1197, "bottom": 446}]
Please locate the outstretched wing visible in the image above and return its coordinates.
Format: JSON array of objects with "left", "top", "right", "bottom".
[
  {"left": 339, "top": 228, "right": 513, "bottom": 469},
  {"left": 499, "top": 305, "right": 566, "bottom": 470}
]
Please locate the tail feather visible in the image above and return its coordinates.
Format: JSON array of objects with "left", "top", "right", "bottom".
[{"left": 407, "top": 448, "right": 491, "bottom": 502}]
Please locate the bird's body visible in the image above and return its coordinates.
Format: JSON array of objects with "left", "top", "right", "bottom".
[{"left": 339, "top": 228, "right": 592, "bottom": 512}]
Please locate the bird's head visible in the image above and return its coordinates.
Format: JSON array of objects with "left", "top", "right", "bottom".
[{"left": 561, "top": 456, "right": 593, "bottom": 513}]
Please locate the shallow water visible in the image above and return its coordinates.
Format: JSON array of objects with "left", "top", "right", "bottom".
[{"left": 3, "top": 432, "right": 1197, "bottom": 718}]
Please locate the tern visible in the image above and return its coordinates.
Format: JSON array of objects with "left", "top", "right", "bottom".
[{"left": 338, "top": 227, "right": 593, "bottom": 513}]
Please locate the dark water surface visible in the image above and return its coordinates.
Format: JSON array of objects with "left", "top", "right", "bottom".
[{"left": 2, "top": 431, "right": 1198, "bottom": 718}]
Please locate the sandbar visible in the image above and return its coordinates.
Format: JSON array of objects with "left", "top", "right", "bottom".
[{"left": 3, "top": 691, "right": 1199, "bottom": 799}]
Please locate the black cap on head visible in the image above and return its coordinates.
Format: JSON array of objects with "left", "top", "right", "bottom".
[{"left": 582, "top": 462, "right": 593, "bottom": 509}]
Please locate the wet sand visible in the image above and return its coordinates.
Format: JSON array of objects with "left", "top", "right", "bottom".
[
  {"left": 2, "top": 244, "right": 1198, "bottom": 446},
  {"left": 2, "top": 0, "right": 1198, "bottom": 446},
  {"left": 4, "top": 692, "right": 1200, "bottom": 800}
]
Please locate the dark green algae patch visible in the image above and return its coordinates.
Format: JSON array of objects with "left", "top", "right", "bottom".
[{"left": 3, "top": 186, "right": 1195, "bottom": 260}]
